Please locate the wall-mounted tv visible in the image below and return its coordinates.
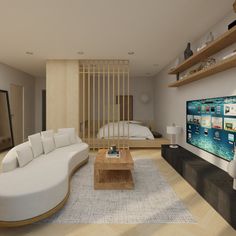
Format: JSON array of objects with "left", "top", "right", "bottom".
[{"left": 186, "top": 96, "right": 236, "bottom": 161}]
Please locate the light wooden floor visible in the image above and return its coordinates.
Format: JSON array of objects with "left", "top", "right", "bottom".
[{"left": 0, "top": 149, "right": 235, "bottom": 236}]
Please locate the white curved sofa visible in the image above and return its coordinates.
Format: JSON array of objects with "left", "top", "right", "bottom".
[{"left": 0, "top": 132, "right": 89, "bottom": 227}]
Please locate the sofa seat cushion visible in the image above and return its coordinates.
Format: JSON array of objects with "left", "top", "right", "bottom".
[{"left": 0, "top": 142, "right": 89, "bottom": 221}]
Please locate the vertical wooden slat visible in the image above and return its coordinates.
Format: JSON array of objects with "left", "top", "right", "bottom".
[
  {"left": 122, "top": 66, "right": 125, "bottom": 149},
  {"left": 98, "top": 63, "right": 100, "bottom": 149},
  {"left": 88, "top": 63, "right": 90, "bottom": 147},
  {"left": 108, "top": 63, "right": 110, "bottom": 148},
  {"left": 103, "top": 64, "right": 105, "bottom": 149},
  {"left": 112, "top": 63, "right": 115, "bottom": 145},
  {"left": 127, "top": 65, "right": 130, "bottom": 149},
  {"left": 93, "top": 62, "right": 95, "bottom": 150},
  {"left": 117, "top": 64, "right": 120, "bottom": 149},
  {"left": 82, "top": 63, "right": 85, "bottom": 141}
]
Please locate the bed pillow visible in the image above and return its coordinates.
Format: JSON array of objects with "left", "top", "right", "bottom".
[
  {"left": 54, "top": 133, "right": 71, "bottom": 148},
  {"left": 42, "top": 137, "right": 55, "bottom": 154},
  {"left": 128, "top": 120, "right": 143, "bottom": 125},
  {"left": 16, "top": 145, "right": 34, "bottom": 167},
  {"left": 28, "top": 133, "right": 44, "bottom": 158},
  {"left": 41, "top": 129, "right": 54, "bottom": 139},
  {"left": 58, "top": 128, "right": 78, "bottom": 144}
]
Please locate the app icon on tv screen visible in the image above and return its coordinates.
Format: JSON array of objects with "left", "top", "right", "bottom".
[{"left": 187, "top": 96, "right": 236, "bottom": 161}]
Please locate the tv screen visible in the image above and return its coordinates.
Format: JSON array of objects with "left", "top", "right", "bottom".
[{"left": 186, "top": 96, "right": 236, "bottom": 161}]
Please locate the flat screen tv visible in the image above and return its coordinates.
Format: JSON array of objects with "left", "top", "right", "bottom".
[{"left": 186, "top": 95, "right": 236, "bottom": 161}]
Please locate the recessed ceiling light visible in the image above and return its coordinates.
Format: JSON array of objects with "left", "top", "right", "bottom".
[
  {"left": 128, "top": 51, "right": 135, "bottom": 55},
  {"left": 25, "top": 51, "right": 34, "bottom": 55},
  {"left": 77, "top": 51, "right": 84, "bottom": 55}
]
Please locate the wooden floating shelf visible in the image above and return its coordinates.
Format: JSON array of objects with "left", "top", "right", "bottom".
[
  {"left": 169, "top": 27, "right": 236, "bottom": 75},
  {"left": 168, "top": 55, "right": 236, "bottom": 87}
]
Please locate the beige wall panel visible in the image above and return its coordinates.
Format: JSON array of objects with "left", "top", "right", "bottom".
[
  {"left": 65, "top": 61, "right": 79, "bottom": 132},
  {"left": 46, "top": 60, "right": 66, "bottom": 131}
]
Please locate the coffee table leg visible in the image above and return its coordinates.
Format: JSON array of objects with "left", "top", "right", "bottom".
[{"left": 94, "top": 167, "right": 100, "bottom": 189}]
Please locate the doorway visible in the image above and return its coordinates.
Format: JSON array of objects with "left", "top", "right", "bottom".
[{"left": 10, "top": 84, "right": 24, "bottom": 145}]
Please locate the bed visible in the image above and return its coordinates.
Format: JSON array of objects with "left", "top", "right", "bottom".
[
  {"left": 97, "top": 121, "right": 154, "bottom": 140},
  {"left": 82, "top": 121, "right": 169, "bottom": 149}
]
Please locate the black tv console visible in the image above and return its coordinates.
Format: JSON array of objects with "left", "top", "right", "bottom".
[{"left": 161, "top": 145, "right": 236, "bottom": 229}]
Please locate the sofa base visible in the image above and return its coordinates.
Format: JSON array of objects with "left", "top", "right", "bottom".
[{"left": 0, "top": 156, "right": 89, "bottom": 227}]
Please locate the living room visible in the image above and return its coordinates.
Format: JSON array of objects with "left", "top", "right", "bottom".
[{"left": 0, "top": 1, "right": 236, "bottom": 236}]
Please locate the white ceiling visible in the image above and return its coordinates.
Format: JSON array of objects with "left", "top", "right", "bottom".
[{"left": 0, "top": 0, "right": 233, "bottom": 78}]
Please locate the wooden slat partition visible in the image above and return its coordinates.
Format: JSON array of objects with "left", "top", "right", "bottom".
[{"left": 77, "top": 60, "right": 129, "bottom": 149}]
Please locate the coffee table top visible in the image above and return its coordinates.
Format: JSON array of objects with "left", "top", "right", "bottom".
[{"left": 95, "top": 149, "right": 134, "bottom": 170}]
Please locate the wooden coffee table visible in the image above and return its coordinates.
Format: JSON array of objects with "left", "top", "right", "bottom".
[{"left": 94, "top": 149, "right": 134, "bottom": 190}]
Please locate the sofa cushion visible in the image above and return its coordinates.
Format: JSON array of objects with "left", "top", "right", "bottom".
[
  {"left": 41, "top": 130, "right": 54, "bottom": 139},
  {"left": 42, "top": 137, "right": 55, "bottom": 154},
  {"left": 54, "top": 133, "right": 70, "bottom": 148},
  {"left": 16, "top": 145, "right": 34, "bottom": 167},
  {"left": 28, "top": 133, "right": 44, "bottom": 158},
  {"left": 58, "top": 128, "right": 78, "bottom": 144}
]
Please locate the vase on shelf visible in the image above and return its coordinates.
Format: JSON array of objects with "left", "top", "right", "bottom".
[{"left": 184, "top": 42, "right": 193, "bottom": 60}]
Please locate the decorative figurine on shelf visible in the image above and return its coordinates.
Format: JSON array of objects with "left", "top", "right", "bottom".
[
  {"left": 197, "top": 57, "right": 216, "bottom": 72},
  {"left": 176, "top": 73, "right": 180, "bottom": 81},
  {"left": 197, "top": 32, "right": 215, "bottom": 52},
  {"left": 228, "top": 0, "right": 236, "bottom": 30},
  {"left": 184, "top": 42, "right": 193, "bottom": 60},
  {"left": 206, "top": 32, "right": 214, "bottom": 45}
]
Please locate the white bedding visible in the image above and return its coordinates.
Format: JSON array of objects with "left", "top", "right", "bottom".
[{"left": 97, "top": 121, "right": 154, "bottom": 140}]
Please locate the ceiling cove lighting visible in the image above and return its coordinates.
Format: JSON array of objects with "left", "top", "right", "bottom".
[
  {"left": 25, "top": 51, "right": 34, "bottom": 55},
  {"left": 77, "top": 51, "right": 84, "bottom": 55},
  {"left": 128, "top": 51, "right": 135, "bottom": 55}
]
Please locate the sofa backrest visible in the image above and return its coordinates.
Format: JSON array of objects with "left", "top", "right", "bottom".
[{"left": 1, "top": 141, "right": 30, "bottom": 172}]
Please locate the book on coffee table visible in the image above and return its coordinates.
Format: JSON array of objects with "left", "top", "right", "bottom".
[{"left": 106, "top": 151, "right": 120, "bottom": 158}]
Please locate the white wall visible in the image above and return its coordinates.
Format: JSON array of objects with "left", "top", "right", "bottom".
[
  {"left": 154, "top": 11, "right": 236, "bottom": 171},
  {"left": 0, "top": 63, "right": 35, "bottom": 139},
  {"left": 35, "top": 77, "right": 46, "bottom": 132},
  {"left": 132, "top": 76, "right": 155, "bottom": 126}
]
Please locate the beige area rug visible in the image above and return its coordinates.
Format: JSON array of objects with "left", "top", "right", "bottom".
[{"left": 41, "top": 156, "right": 195, "bottom": 224}]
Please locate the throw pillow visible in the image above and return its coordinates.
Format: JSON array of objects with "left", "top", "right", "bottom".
[
  {"left": 41, "top": 129, "right": 54, "bottom": 139},
  {"left": 42, "top": 137, "right": 55, "bottom": 154},
  {"left": 54, "top": 133, "right": 70, "bottom": 148},
  {"left": 16, "top": 145, "right": 34, "bottom": 167},
  {"left": 58, "top": 128, "right": 78, "bottom": 144},
  {"left": 28, "top": 133, "right": 44, "bottom": 158}
]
